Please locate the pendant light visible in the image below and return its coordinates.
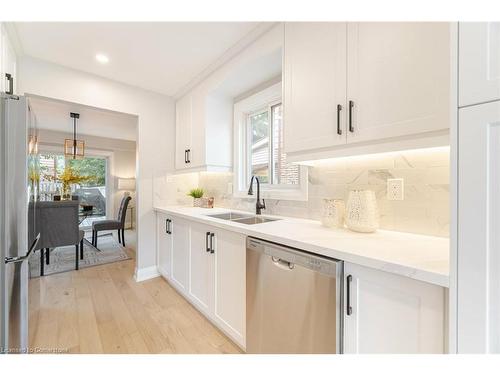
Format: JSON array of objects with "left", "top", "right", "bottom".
[{"left": 64, "top": 112, "right": 85, "bottom": 159}]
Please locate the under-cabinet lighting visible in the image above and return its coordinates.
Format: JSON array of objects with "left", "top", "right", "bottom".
[{"left": 292, "top": 146, "right": 450, "bottom": 167}]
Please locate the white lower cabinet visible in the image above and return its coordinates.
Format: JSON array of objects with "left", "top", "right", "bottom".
[
  {"left": 157, "top": 213, "right": 446, "bottom": 353},
  {"left": 212, "top": 227, "right": 246, "bottom": 346},
  {"left": 343, "top": 262, "right": 445, "bottom": 354},
  {"left": 170, "top": 217, "right": 190, "bottom": 294},
  {"left": 189, "top": 222, "right": 213, "bottom": 314},
  {"left": 157, "top": 215, "right": 246, "bottom": 348},
  {"left": 156, "top": 212, "right": 172, "bottom": 278}
]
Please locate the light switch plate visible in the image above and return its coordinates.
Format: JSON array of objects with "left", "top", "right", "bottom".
[
  {"left": 387, "top": 178, "right": 404, "bottom": 200},
  {"left": 227, "top": 182, "right": 233, "bottom": 195}
]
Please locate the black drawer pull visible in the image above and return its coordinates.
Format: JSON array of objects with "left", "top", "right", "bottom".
[
  {"left": 210, "top": 233, "right": 215, "bottom": 254},
  {"left": 337, "top": 104, "right": 343, "bottom": 135},
  {"left": 348, "top": 100, "right": 355, "bottom": 133},
  {"left": 346, "top": 274, "right": 353, "bottom": 316}
]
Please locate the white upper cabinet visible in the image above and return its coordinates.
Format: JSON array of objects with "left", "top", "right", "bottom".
[
  {"left": 344, "top": 262, "right": 445, "bottom": 354},
  {"left": 1, "top": 24, "right": 17, "bottom": 94},
  {"left": 175, "top": 87, "right": 232, "bottom": 172},
  {"left": 346, "top": 22, "right": 451, "bottom": 144},
  {"left": 459, "top": 22, "right": 500, "bottom": 107},
  {"left": 283, "top": 22, "right": 452, "bottom": 159},
  {"left": 175, "top": 94, "right": 193, "bottom": 170},
  {"left": 283, "top": 22, "right": 347, "bottom": 153}
]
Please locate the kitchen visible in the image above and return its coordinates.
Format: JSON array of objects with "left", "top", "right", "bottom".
[
  {"left": 153, "top": 22, "right": 451, "bottom": 353},
  {"left": 1, "top": 5, "right": 499, "bottom": 368}
]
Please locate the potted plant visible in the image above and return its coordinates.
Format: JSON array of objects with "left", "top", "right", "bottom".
[{"left": 188, "top": 188, "right": 204, "bottom": 207}]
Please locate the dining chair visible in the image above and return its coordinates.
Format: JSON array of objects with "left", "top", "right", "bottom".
[
  {"left": 91, "top": 195, "right": 131, "bottom": 249},
  {"left": 29, "top": 200, "right": 85, "bottom": 276}
]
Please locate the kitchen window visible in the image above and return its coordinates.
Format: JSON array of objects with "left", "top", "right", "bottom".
[{"left": 233, "top": 82, "right": 308, "bottom": 201}]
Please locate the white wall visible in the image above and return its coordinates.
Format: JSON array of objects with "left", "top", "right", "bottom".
[{"left": 18, "top": 56, "right": 175, "bottom": 280}]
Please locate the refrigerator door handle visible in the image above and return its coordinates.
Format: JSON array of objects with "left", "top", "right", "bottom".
[{"left": 4, "top": 233, "right": 40, "bottom": 264}]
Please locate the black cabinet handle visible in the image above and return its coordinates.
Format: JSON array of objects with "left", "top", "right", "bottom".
[
  {"left": 5, "top": 73, "right": 13, "bottom": 95},
  {"left": 165, "top": 219, "right": 169, "bottom": 234},
  {"left": 184, "top": 150, "right": 188, "bottom": 164},
  {"left": 206, "top": 232, "right": 211, "bottom": 252},
  {"left": 187, "top": 149, "right": 191, "bottom": 163},
  {"left": 348, "top": 100, "right": 355, "bottom": 133},
  {"left": 166, "top": 219, "right": 171, "bottom": 234},
  {"left": 346, "top": 274, "right": 353, "bottom": 316},
  {"left": 210, "top": 233, "right": 215, "bottom": 254},
  {"left": 337, "top": 104, "right": 343, "bottom": 135}
]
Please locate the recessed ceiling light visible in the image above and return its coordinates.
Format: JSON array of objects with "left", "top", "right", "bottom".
[{"left": 95, "top": 54, "right": 109, "bottom": 64}]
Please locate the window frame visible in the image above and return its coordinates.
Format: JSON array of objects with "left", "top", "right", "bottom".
[{"left": 233, "top": 82, "right": 308, "bottom": 201}]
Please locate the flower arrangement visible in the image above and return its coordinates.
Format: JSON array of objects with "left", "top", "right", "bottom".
[{"left": 51, "top": 166, "right": 93, "bottom": 198}]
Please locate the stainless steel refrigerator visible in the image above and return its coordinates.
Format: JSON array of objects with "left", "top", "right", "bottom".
[{"left": 1, "top": 93, "right": 39, "bottom": 354}]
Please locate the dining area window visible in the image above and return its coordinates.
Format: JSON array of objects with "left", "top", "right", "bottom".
[{"left": 38, "top": 153, "right": 107, "bottom": 224}]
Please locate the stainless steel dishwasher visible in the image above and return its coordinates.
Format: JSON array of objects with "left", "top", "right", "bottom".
[{"left": 246, "top": 237, "right": 343, "bottom": 354}]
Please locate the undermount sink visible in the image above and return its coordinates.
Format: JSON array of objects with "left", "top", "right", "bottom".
[
  {"left": 207, "top": 212, "right": 253, "bottom": 221},
  {"left": 231, "top": 216, "right": 279, "bottom": 225},
  {"left": 206, "top": 211, "right": 280, "bottom": 225}
]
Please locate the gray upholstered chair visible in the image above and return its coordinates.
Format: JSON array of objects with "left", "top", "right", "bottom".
[
  {"left": 29, "top": 201, "right": 84, "bottom": 276},
  {"left": 91, "top": 195, "right": 131, "bottom": 249}
]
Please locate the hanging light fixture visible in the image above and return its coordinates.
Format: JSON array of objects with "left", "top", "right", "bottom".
[{"left": 64, "top": 112, "right": 85, "bottom": 159}]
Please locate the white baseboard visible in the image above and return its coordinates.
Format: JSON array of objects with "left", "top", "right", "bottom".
[{"left": 134, "top": 266, "right": 160, "bottom": 282}]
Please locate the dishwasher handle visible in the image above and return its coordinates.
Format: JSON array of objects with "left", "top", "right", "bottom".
[{"left": 271, "top": 256, "right": 295, "bottom": 270}]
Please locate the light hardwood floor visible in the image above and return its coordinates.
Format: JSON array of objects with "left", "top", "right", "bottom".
[{"left": 28, "top": 231, "right": 241, "bottom": 354}]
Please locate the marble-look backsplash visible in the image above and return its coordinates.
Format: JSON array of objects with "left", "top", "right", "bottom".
[{"left": 154, "top": 147, "right": 450, "bottom": 237}]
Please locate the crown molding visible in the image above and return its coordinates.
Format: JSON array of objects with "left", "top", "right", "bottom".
[
  {"left": 173, "top": 22, "right": 279, "bottom": 100},
  {"left": 3, "top": 22, "right": 24, "bottom": 57}
]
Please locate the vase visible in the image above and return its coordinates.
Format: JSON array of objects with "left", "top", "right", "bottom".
[
  {"left": 321, "top": 199, "right": 345, "bottom": 228},
  {"left": 62, "top": 183, "right": 72, "bottom": 200},
  {"left": 345, "top": 190, "right": 379, "bottom": 233},
  {"left": 193, "top": 197, "right": 203, "bottom": 207}
]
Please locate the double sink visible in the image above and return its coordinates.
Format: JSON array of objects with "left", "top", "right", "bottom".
[{"left": 206, "top": 212, "right": 280, "bottom": 225}]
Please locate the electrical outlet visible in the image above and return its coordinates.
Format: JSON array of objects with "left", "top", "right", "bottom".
[{"left": 387, "top": 178, "right": 404, "bottom": 201}]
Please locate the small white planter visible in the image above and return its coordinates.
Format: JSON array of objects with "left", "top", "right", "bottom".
[
  {"left": 193, "top": 197, "right": 203, "bottom": 207},
  {"left": 345, "top": 190, "right": 379, "bottom": 233}
]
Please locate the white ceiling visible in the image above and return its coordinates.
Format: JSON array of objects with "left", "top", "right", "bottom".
[
  {"left": 29, "top": 96, "right": 138, "bottom": 141},
  {"left": 13, "top": 22, "right": 261, "bottom": 96}
]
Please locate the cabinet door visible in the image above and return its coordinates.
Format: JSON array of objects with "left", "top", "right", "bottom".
[
  {"left": 1, "top": 25, "right": 16, "bottom": 94},
  {"left": 187, "top": 89, "right": 206, "bottom": 168},
  {"left": 170, "top": 217, "right": 190, "bottom": 293},
  {"left": 188, "top": 222, "right": 213, "bottom": 314},
  {"left": 459, "top": 22, "right": 500, "bottom": 107},
  {"left": 156, "top": 213, "right": 172, "bottom": 278},
  {"left": 346, "top": 22, "right": 450, "bottom": 144},
  {"left": 283, "top": 22, "right": 347, "bottom": 154},
  {"left": 344, "top": 262, "right": 445, "bottom": 354},
  {"left": 458, "top": 101, "right": 500, "bottom": 353},
  {"left": 175, "top": 95, "right": 192, "bottom": 170},
  {"left": 213, "top": 228, "right": 246, "bottom": 347}
]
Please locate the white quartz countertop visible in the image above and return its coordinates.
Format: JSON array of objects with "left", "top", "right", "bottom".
[{"left": 154, "top": 206, "right": 450, "bottom": 287}]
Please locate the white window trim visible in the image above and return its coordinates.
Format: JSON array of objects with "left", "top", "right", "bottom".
[{"left": 233, "top": 82, "right": 308, "bottom": 201}]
